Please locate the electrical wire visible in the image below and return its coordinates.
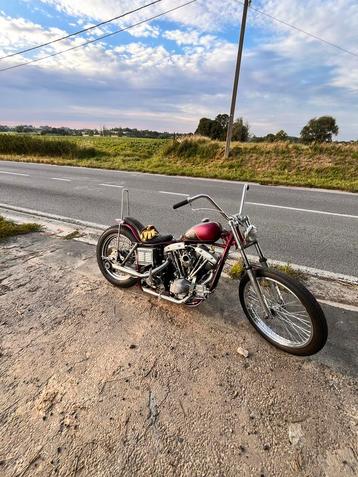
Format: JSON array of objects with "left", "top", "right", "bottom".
[
  {"left": 1, "top": 0, "right": 356, "bottom": 74},
  {"left": 246, "top": 2, "right": 358, "bottom": 59},
  {"left": 0, "top": 0, "right": 166, "bottom": 61},
  {"left": 0, "top": 0, "right": 198, "bottom": 73}
]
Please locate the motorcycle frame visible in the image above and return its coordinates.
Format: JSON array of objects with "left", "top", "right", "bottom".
[
  {"left": 116, "top": 218, "right": 267, "bottom": 291},
  {"left": 205, "top": 224, "right": 268, "bottom": 293},
  {"left": 115, "top": 184, "right": 271, "bottom": 314}
]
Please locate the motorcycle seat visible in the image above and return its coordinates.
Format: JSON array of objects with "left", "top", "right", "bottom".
[{"left": 124, "top": 217, "right": 173, "bottom": 243}]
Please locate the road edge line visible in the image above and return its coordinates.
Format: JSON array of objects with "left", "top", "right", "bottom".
[
  {"left": 1, "top": 203, "right": 357, "bottom": 286},
  {"left": 0, "top": 203, "right": 107, "bottom": 231}
]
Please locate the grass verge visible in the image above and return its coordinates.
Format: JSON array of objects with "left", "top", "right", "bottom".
[
  {"left": 0, "top": 135, "right": 357, "bottom": 192},
  {"left": 228, "top": 259, "right": 306, "bottom": 282},
  {"left": 0, "top": 216, "right": 42, "bottom": 240},
  {"left": 228, "top": 260, "right": 245, "bottom": 280},
  {"left": 271, "top": 263, "right": 306, "bottom": 281}
]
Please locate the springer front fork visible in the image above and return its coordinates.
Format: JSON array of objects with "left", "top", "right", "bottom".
[{"left": 230, "top": 221, "right": 272, "bottom": 318}]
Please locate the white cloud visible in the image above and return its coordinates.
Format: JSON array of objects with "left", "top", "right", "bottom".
[
  {"left": 0, "top": 14, "right": 66, "bottom": 51},
  {"left": 36, "top": 0, "right": 245, "bottom": 31},
  {"left": 0, "top": 1, "right": 357, "bottom": 139},
  {"left": 253, "top": 0, "right": 358, "bottom": 91},
  {"left": 163, "top": 29, "right": 216, "bottom": 47},
  {"left": 129, "top": 23, "right": 160, "bottom": 38}
]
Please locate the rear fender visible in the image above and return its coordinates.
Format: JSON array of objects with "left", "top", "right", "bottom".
[{"left": 115, "top": 220, "right": 141, "bottom": 242}]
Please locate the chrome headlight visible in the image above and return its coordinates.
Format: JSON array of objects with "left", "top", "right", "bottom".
[{"left": 244, "top": 224, "right": 258, "bottom": 242}]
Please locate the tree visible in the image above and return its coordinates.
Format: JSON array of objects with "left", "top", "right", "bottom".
[
  {"left": 275, "top": 130, "right": 288, "bottom": 141},
  {"left": 195, "top": 114, "right": 249, "bottom": 141},
  {"left": 265, "top": 133, "right": 276, "bottom": 143},
  {"left": 300, "top": 116, "right": 339, "bottom": 143},
  {"left": 195, "top": 117, "right": 225, "bottom": 140},
  {"left": 195, "top": 118, "right": 214, "bottom": 138},
  {"left": 210, "top": 120, "right": 225, "bottom": 140},
  {"left": 232, "top": 117, "right": 250, "bottom": 142},
  {"left": 215, "top": 114, "right": 229, "bottom": 132}
]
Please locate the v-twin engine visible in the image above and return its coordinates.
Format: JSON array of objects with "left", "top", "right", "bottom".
[{"left": 163, "top": 243, "right": 218, "bottom": 300}]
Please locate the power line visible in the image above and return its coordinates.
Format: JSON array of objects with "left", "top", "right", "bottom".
[
  {"left": 0, "top": 0, "right": 198, "bottom": 73},
  {"left": 1, "top": 0, "right": 356, "bottom": 74},
  {"left": 0, "top": 0, "right": 166, "bottom": 61},
  {"left": 246, "top": 2, "right": 358, "bottom": 59}
]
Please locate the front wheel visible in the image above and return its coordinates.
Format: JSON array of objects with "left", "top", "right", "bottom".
[{"left": 239, "top": 269, "right": 327, "bottom": 356}]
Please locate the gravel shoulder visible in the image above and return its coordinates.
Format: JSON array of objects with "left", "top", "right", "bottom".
[{"left": 0, "top": 233, "right": 357, "bottom": 477}]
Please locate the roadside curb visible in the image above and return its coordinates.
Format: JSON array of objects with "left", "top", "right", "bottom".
[
  {"left": 1, "top": 203, "right": 358, "bottom": 288},
  {"left": 0, "top": 203, "right": 107, "bottom": 231},
  {"left": 226, "top": 252, "right": 358, "bottom": 286}
]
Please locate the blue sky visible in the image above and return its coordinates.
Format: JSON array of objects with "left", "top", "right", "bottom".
[{"left": 0, "top": 0, "right": 357, "bottom": 139}]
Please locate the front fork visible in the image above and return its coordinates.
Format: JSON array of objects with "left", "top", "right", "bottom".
[{"left": 230, "top": 222, "right": 271, "bottom": 318}]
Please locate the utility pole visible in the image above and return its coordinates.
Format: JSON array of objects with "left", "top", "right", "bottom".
[{"left": 224, "top": 0, "right": 251, "bottom": 159}]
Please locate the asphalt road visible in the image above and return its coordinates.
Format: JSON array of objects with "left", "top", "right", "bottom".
[{"left": 0, "top": 160, "right": 357, "bottom": 277}]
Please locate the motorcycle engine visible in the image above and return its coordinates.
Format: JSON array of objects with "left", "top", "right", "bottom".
[
  {"left": 164, "top": 243, "right": 218, "bottom": 300},
  {"left": 169, "top": 278, "right": 191, "bottom": 299}
]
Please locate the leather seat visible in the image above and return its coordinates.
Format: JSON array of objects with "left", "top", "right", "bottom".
[{"left": 124, "top": 217, "right": 173, "bottom": 243}]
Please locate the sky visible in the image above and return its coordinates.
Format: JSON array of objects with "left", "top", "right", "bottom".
[{"left": 0, "top": 0, "right": 357, "bottom": 139}]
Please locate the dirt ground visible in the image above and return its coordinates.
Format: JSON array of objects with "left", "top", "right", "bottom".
[{"left": 0, "top": 233, "right": 357, "bottom": 477}]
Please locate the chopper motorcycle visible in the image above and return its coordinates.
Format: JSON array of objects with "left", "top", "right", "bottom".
[{"left": 97, "top": 185, "right": 327, "bottom": 356}]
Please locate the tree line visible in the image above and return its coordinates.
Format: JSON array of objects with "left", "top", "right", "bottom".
[
  {"left": 195, "top": 114, "right": 341, "bottom": 143},
  {"left": 0, "top": 116, "right": 344, "bottom": 143},
  {"left": 0, "top": 124, "right": 179, "bottom": 139}
]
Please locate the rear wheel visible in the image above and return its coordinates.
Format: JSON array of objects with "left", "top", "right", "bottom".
[
  {"left": 96, "top": 226, "right": 138, "bottom": 288},
  {"left": 239, "top": 269, "right": 327, "bottom": 356}
]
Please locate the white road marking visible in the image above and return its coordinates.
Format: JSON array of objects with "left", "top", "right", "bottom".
[
  {"left": 247, "top": 201, "right": 358, "bottom": 219},
  {"left": 99, "top": 183, "right": 123, "bottom": 188},
  {"left": 0, "top": 203, "right": 108, "bottom": 230},
  {"left": 1, "top": 202, "right": 357, "bottom": 290},
  {"left": 0, "top": 160, "right": 357, "bottom": 196},
  {"left": 318, "top": 300, "right": 358, "bottom": 313},
  {"left": 159, "top": 191, "right": 188, "bottom": 197},
  {"left": 51, "top": 177, "right": 71, "bottom": 182},
  {"left": 0, "top": 170, "right": 29, "bottom": 177}
]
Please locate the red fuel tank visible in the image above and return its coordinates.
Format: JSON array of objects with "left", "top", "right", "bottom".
[{"left": 182, "top": 222, "right": 222, "bottom": 242}]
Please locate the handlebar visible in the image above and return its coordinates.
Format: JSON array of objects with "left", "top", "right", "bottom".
[
  {"left": 239, "top": 183, "right": 250, "bottom": 216},
  {"left": 174, "top": 193, "right": 229, "bottom": 219},
  {"left": 173, "top": 198, "right": 189, "bottom": 210},
  {"left": 172, "top": 183, "right": 250, "bottom": 220}
]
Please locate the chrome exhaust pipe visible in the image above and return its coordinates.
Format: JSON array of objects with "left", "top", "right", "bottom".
[
  {"left": 142, "top": 287, "right": 190, "bottom": 304},
  {"left": 111, "top": 259, "right": 170, "bottom": 279}
]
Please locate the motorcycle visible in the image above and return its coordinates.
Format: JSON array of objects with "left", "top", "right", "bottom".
[{"left": 97, "top": 185, "right": 327, "bottom": 356}]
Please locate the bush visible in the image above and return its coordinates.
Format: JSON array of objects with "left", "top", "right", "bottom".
[
  {"left": 162, "top": 137, "right": 222, "bottom": 160},
  {"left": 0, "top": 134, "right": 100, "bottom": 158}
]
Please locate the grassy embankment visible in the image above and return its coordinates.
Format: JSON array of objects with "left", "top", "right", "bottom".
[
  {"left": 0, "top": 134, "right": 357, "bottom": 192},
  {"left": 0, "top": 216, "right": 41, "bottom": 240}
]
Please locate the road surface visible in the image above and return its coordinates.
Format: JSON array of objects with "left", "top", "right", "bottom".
[{"left": 0, "top": 160, "right": 357, "bottom": 277}]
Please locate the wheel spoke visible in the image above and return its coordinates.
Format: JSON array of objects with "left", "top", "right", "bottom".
[
  {"left": 243, "top": 276, "right": 313, "bottom": 348},
  {"left": 275, "top": 312, "right": 311, "bottom": 338},
  {"left": 100, "top": 233, "right": 135, "bottom": 281},
  {"left": 276, "top": 308, "right": 311, "bottom": 326}
]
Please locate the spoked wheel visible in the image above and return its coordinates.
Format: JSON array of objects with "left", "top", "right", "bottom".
[
  {"left": 239, "top": 269, "right": 327, "bottom": 356},
  {"left": 96, "top": 226, "right": 138, "bottom": 288}
]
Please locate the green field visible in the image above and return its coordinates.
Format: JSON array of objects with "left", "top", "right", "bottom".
[{"left": 0, "top": 134, "right": 357, "bottom": 192}]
